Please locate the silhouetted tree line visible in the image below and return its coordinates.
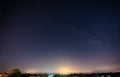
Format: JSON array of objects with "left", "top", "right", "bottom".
[{"left": 6, "top": 68, "right": 120, "bottom": 77}]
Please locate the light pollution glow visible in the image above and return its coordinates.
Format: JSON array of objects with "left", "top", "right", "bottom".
[
  {"left": 57, "top": 66, "right": 79, "bottom": 74},
  {"left": 23, "top": 64, "right": 115, "bottom": 74}
]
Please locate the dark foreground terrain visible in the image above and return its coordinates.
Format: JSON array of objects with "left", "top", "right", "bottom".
[{"left": 22, "top": 72, "right": 120, "bottom": 77}]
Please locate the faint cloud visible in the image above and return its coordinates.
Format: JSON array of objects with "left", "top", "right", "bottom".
[
  {"left": 90, "top": 39, "right": 104, "bottom": 45},
  {"left": 25, "top": 69, "right": 39, "bottom": 73},
  {"left": 116, "top": 24, "right": 119, "bottom": 27}
]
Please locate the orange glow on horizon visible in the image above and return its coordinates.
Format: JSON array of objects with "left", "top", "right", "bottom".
[{"left": 58, "top": 66, "right": 80, "bottom": 74}]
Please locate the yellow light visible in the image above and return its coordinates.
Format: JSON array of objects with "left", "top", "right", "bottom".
[
  {"left": 59, "top": 67, "right": 69, "bottom": 74},
  {"left": 58, "top": 66, "right": 79, "bottom": 74}
]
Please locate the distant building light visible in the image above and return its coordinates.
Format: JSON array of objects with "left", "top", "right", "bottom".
[
  {"left": 48, "top": 74, "right": 55, "bottom": 77},
  {"left": 101, "top": 75, "right": 104, "bottom": 77}
]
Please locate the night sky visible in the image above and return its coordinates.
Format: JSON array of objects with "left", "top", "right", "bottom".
[{"left": 0, "top": 0, "right": 120, "bottom": 74}]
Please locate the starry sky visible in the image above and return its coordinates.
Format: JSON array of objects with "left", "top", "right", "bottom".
[{"left": 0, "top": 0, "right": 120, "bottom": 74}]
